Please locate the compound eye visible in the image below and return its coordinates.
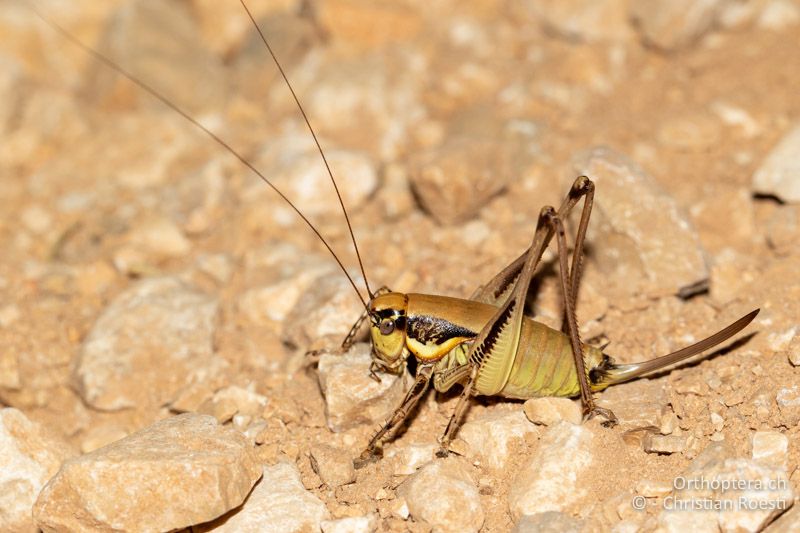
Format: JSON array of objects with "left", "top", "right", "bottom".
[{"left": 379, "top": 318, "right": 395, "bottom": 335}]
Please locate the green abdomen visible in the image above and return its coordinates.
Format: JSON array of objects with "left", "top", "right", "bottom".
[{"left": 497, "top": 319, "right": 604, "bottom": 399}]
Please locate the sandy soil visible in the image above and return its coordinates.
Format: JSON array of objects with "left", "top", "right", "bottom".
[{"left": 1, "top": 0, "right": 799, "bottom": 531}]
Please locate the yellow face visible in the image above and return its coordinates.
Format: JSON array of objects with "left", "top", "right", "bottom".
[{"left": 368, "top": 292, "right": 409, "bottom": 373}]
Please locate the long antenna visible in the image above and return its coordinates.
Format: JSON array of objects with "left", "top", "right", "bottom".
[
  {"left": 29, "top": 3, "right": 369, "bottom": 309},
  {"left": 237, "top": 0, "right": 374, "bottom": 299}
]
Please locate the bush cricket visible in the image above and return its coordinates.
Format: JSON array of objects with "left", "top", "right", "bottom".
[{"left": 33, "top": 0, "right": 759, "bottom": 470}]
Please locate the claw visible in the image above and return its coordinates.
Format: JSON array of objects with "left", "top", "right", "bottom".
[
  {"left": 353, "top": 448, "right": 382, "bottom": 469},
  {"left": 584, "top": 406, "right": 618, "bottom": 427},
  {"left": 435, "top": 447, "right": 450, "bottom": 458}
]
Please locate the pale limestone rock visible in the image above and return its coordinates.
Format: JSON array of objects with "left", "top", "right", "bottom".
[
  {"left": 597, "top": 378, "right": 668, "bottom": 430},
  {"left": 459, "top": 409, "right": 538, "bottom": 470},
  {"left": 571, "top": 147, "right": 709, "bottom": 299},
  {"left": 199, "top": 462, "right": 329, "bottom": 533},
  {"left": 272, "top": 149, "right": 378, "bottom": 215},
  {"left": 635, "top": 479, "right": 673, "bottom": 498},
  {"left": 73, "top": 277, "right": 219, "bottom": 411},
  {"left": 789, "top": 335, "right": 800, "bottom": 367},
  {"left": 0, "top": 408, "right": 75, "bottom": 533},
  {"left": 657, "top": 114, "right": 722, "bottom": 151},
  {"left": 524, "top": 0, "right": 632, "bottom": 43},
  {"left": 757, "top": 0, "right": 800, "bottom": 29},
  {"left": 309, "top": 444, "right": 356, "bottom": 488},
  {"left": 768, "top": 503, "right": 800, "bottom": 532},
  {"left": 127, "top": 214, "right": 192, "bottom": 258},
  {"left": 386, "top": 443, "right": 438, "bottom": 476},
  {"left": 317, "top": 344, "right": 410, "bottom": 432},
  {"left": 33, "top": 414, "right": 261, "bottom": 533},
  {"left": 198, "top": 385, "right": 269, "bottom": 423},
  {"left": 92, "top": 0, "right": 227, "bottom": 115},
  {"left": 657, "top": 442, "right": 794, "bottom": 532},
  {"left": 643, "top": 433, "right": 687, "bottom": 454},
  {"left": 79, "top": 424, "right": 128, "bottom": 453},
  {"left": 409, "top": 123, "right": 531, "bottom": 224},
  {"left": 751, "top": 431, "right": 789, "bottom": 468},
  {"left": 391, "top": 497, "right": 410, "bottom": 520},
  {"left": 321, "top": 514, "right": 377, "bottom": 533},
  {"left": 631, "top": 0, "right": 728, "bottom": 50},
  {"left": 753, "top": 124, "right": 800, "bottom": 203},
  {"left": 238, "top": 266, "right": 331, "bottom": 325},
  {"left": 398, "top": 457, "right": 484, "bottom": 533},
  {"left": 301, "top": 52, "right": 424, "bottom": 159},
  {"left": 776, "top": 385, "right": 800, "bottom": 426},
  {"left": 195, "top": 253, "right": 234, "bottom": 285},
  {"left": 508, "top": 422, "right": 594, "bottom": 520},
  {"left": 283, "top": 274, "right": 365, "bottom": 349},
  {"left": 765, "top": 206, "right": 800, "bottom": 252},
  {"left": 523, "top": 397, "right": 582, "bottom": 426},
  {"left": 513, "top": 511, "right": 584, "bottom": 533}
]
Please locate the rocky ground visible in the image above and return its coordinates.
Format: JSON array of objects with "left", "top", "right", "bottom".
[{"left": 1, "top": 0, "right": 799, "bottom": 531}]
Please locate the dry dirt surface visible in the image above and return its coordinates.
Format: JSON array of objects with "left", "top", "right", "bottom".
[{"left": 1, "top": 0, "right": 800, "bottom": 532}]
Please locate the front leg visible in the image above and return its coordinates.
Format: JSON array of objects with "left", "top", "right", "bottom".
[
  {"left": 436, "top": 364, "right": 478, "bottom": 457},
  {"left": 354, "top": 364, "right": 433, "bottom": 469},
  {"left": 305, "top": 285, "right": 392, "bottom": 367}
]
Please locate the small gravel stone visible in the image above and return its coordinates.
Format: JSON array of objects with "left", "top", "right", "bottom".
[
  {"left": 127, "top": 214, "right": 192, "bottom": 258},
  {"left": 410, "top": 128, "right": 525, "bottom": 224},
  {"left": 283, "top": 274, "right": 365, "bottom": 349},
  {"left": 757, "top": 0, "right": 800, "bottom": 29},
  {"left": 34, "top": 414, "right": 262, "bottom": 533},
  {"left": 390, "top": 497, "right": 410, "bottom": 520},
  {"left": 459, "top": 409, "right": 539, "bottom": 470},
  {"left": 509, "top": 422, "right": 594, "bottom": 520},
  {"left": 310, "top": 444, "right": 356, "bottom": 487},
  {"left": 198, "top": 385, "right": 269, "bottom": 423},
  {"left": 398, "top": 457, "right": 484, "bottom": 533},
  {"left": 387, "top": 443, "right": 438, "bottom": 476},
  {"left": 199, "top": 462, "right": 329, "bottom": 533},
  {"left": 765, "top": 206, "right": 800, "bottom": 252},
  {"left": 523, "top": 397, "right": 582, "bottom": 426},
  {"left": 752, "top": 123, "right": 800, "bottom": 203},
  {"left": 776, "top": 385, "right": 800, "bottom": 426},
  {"left": 751, "top": 431, "right": 789, "bottom": 467},
  {"left": 635, "top": 479, "right": 673, "bottom": 498},
  {"left": 524, "top": 0, "right": 631, "bottom": 43},
  {"left": 513, "top": 511, "right": 584, "bottom": 533},
  {"left": 317, "top": 344, "right": 410, "bottom": 432},
  {"left": 597, "top": 379, "right": 668, "bottom": 430},
  {"left": 643, "top": 433, "right": 687, "bottom": 454},
  {"left": 789, "top": 335, "right": 800, "bottom": 367},
  {"left": 93, "top": 0, "right": 227, "bottom": 114},
  {"left": 660, "top": 412, "right": 679, "bottom": 435},
  {"left": 195, "top": 253, "right": 234, "bottom": 284},
  {"left": 73, "top": 277, "right": 219, "bottom": 411},
  {"left": 631, "top": 0, "right": 727, "bottom": 50},
  {"left": 0, "top": 408, "right": 75, "bottom": 532}
]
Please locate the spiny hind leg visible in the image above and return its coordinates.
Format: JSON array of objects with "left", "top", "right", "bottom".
[
  {"left": 469, "top": 176, "right": 595, "bottom": 307},
  {"left": 542, "top": 206, "right": 617, "bottom": 426},
  {"left": 354, "top": 365, "right": 432, "bottom": 469}
]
